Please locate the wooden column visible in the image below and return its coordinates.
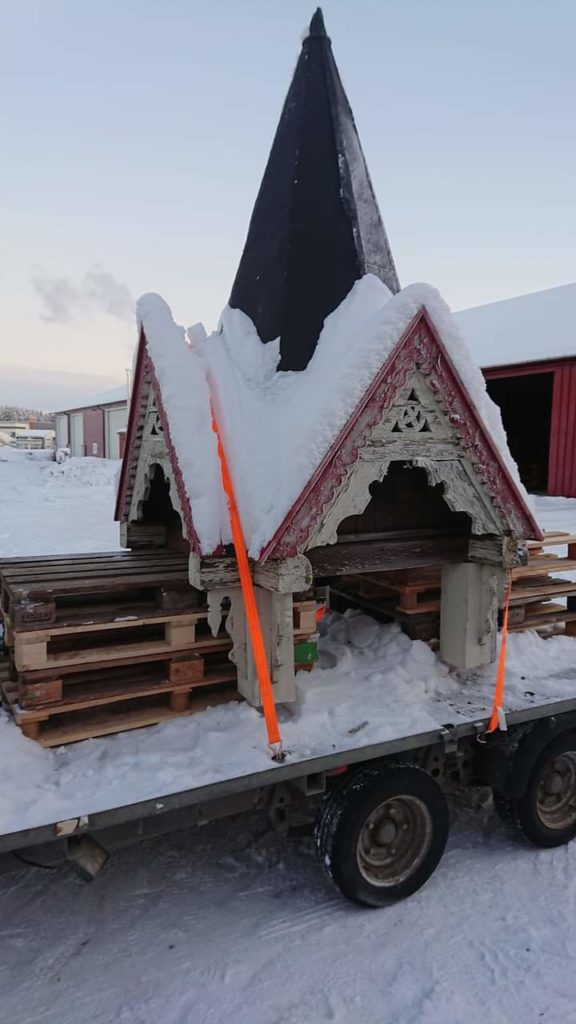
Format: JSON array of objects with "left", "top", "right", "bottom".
[
  {"left": 206, "top": 584, "right": 297, "bottom": 708},
  {"left": 440, "top": 562, "right": 504, "bottom": 670}
]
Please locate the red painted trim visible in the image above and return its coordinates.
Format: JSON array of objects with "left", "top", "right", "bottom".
[
  {"left": 115, "top": 330, "right": 146, "bottom": 522},
  {"left": 114, "top": 330, "right": 201, "bottom": 553},
  {"left": 260, "top": 309, "right": 541, "bottom": 561},
  {"left": 483, "top": 357, "right": 576, "bottom": 380},
  {"left": 145, "top": 354, "right": 201, "bottom": 554}
]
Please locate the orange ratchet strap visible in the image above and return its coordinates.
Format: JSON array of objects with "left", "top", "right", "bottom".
[
  {"left": 211, "top": 405, "right": 284, "bottom": 759},
  {"left": 486, "top": 571, "right": 513, "bottom": 734}
]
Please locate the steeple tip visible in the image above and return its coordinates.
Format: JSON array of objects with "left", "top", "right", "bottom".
[{"left": 307, "top": 8, "right": 329, "bottom": 41}]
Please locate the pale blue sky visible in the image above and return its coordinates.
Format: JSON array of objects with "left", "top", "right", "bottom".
[{"left": 1, "top": 0, "right": 575, "bottom": 406}]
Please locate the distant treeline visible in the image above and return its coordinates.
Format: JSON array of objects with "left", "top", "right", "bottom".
[{"left": 0, "top": 406, "right": 55, "bottom": 423}]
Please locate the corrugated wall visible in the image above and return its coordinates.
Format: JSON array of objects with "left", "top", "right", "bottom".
[{"left": 549, "top": 363, "right": 576, "bottom": 497}]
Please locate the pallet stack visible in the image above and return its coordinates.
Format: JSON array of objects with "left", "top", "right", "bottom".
[
  {"left": 0, "top": 552, "right": 322, "bottom": 746},
  {"left": 0, "top": 552, "right": 238, "bottom": 746},
  {"left": 508, "top": 533, "right": 576, "bottom": 635},
  {"left": 333, "top": 532, "right": 576, "bottom": 643}
]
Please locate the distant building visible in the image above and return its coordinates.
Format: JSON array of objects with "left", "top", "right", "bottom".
[
  {"left": 11, "top": 429, "right": 55, "bottom": 450},
  {"left": 456, "top": 284, "right": 576, "bottom": 497},
  {"left": 0, "top": 420, "right": 28, "bottom": 435},
  {"left": 54, "top": 386, "right": 128, "bottom": 459}
]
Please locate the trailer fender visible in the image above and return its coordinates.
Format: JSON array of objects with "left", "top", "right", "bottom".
[{"left": 484, "top": 713, "right": 576, "bottom": 797}]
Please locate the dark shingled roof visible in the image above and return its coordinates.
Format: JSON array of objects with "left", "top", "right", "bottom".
[{"left": 229, "top": 8, "right": 400, "bottom": 371}]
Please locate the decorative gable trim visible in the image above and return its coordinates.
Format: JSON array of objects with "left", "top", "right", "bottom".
[
  {"left": 260, "top": 309, "right": 541, "bottom": 560},
  {"left": 114, "top": 330, "right": 201, "bottom": 554}
]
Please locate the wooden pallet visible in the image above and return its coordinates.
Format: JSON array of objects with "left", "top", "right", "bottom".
[
  {"left": 1, "top": 676, "right": 240, "bottom": 746},
  {"left": 0, "top": 551, "right": 199, "bottom": 630},
  {"left": 12, "top": 645, "right": 235, "bottom": 708},
  {"left": 6, "top": 609, "right": 231, "bottom": 673}
]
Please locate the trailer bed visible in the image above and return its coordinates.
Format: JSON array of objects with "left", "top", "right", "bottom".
[{"left": 2, "top": 611, "right": 576, "bottom": 854}]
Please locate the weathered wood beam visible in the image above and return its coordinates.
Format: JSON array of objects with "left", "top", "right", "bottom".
[
  {"left": 120, "top": 521, "right": 167, "bottom": 549},
  {"left": 468, "top": 535, "right": 527, "bottom": 568},
  {"left": 307, "top": 535, "right": 469, "bottom": 576},
  {"left": 188, "top": 554, "right": 313, "bottom": 594}
]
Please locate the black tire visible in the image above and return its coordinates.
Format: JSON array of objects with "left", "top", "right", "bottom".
[
  {"left": 314, "top": 764, "right": 449, "bottom": 908},
  {"left": 493, "top": 732, "right": 576, "bottom": 848}
]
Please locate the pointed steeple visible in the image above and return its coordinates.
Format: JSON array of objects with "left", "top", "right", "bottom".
[{"left": 229, "top": 8, "right": 400, "bottom": 371}]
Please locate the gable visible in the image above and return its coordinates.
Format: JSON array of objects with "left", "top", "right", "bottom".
[
  {"left": 114, "top": 333, "right": 200, "bottom": 553},
  {"left": 260, "top": 310, "right": 540, "bottom": 560}
]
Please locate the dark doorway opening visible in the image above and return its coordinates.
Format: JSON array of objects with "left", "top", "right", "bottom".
[
  {"left": 141, "top": 464, "right": 187, "bottom": 551},
  {"left": 337, "top": 462, "right": 471, "bottom": 540},
  {"left": 485, "top": 372, "right": 553, "bottom": 493}
]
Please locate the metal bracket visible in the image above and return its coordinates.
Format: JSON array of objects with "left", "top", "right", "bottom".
[{"left": 439, "top": 725, "right": 458, "bottom": 755}]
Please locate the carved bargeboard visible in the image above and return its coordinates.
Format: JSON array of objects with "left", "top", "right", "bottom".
[
  {"left": 306, "top": 371, "right": 506, "bottom": 550},
  {"left": 128, "top": 386, "right": 188, "bottom": 536}
]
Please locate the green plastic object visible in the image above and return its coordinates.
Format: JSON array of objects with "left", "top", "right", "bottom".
[{"left": 294, "top": 640, "right": 319, "bottom": 664}]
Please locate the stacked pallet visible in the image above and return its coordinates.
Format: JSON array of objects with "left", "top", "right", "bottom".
[
  {"left": 333, "top": 532, "right": 576, "bottom": 642},
  {"left": 332, "top": 569, "right": 440, "bottom": 641},
  {"left": 508, "top": 533, "right": 576, "bottom": 635},
  {"left": 0, "top": 552, "right": 238, "bottom": 746},
  {"left": 0, "top": 553, "right": 324, "bottom": 745}
]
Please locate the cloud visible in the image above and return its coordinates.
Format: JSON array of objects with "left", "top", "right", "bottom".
[{"left": 33, "top": 269, "right": 134, "bottom": 323}]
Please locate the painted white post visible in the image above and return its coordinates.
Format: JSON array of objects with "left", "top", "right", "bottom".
[{"left": 440, "top": 563, "right": 504, "bottom": 670}]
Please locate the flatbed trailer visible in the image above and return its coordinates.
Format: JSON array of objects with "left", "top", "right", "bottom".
[{"left": 4, "top": 693, "right": 576, "bottom": 907}]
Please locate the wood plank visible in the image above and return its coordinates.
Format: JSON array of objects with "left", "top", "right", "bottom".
[
  {"left": 4, "top": 568, "right": 190, "bottom": 592},
  {"left": 509, "top": 608, "right": 576, "bottom": 632},
  {"left": 5, "top": 590, "right": 204, "bottom": 633},
  {"left": 11, "top": 668, "right": 238, "bottom": 719},
  {"left": 510, "top": 579, "right": 576, "bottom": 605},
  {"left": 13, "top": 640, "right": 233, "bottom": 683},
  {"left": 11, "top": 610, "right": 206, "bottom": 641},
  {"left": 0, "top": 552, "right": 187, "bottom": 576},
  {"left": 512, "top": 557, "right": 576, "bottom": 580},
  {"left": 14, "top": 633, "right": 229, "bottom": 672},
  {"left": 529, "top": 533, "right": 576, "bottom": 548},
  {"left": 308, "top": 535, "right": 469, "bottom": 577},
  {"left": 6, "top": 686, "right": 241, "bottom": 747},
  {"left": 2, "top": 556, "right": 188, "bottom": 579}
]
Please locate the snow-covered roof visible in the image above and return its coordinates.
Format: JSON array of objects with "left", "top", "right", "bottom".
[
  {"left": 133, "top": 275, "right": 536, "bottom": 557},
  {"left": 455, "top": 283, "right": 576, "bottom": 369},
  {"left": 57, "top": 385, "right": 128, "bottom": 413}
]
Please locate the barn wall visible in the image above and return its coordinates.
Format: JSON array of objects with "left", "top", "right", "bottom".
[
  {"left": 82, "top": 408, "right": 105, "bottom": 458},
  {"left": 484, "top": 357, "right": 576, "bottom": 498},
  {"left": 549, "top": 364, "right": 576, "bottom": 497}
]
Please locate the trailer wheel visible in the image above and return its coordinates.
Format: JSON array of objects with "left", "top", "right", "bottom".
[
  {"left": 315, "top": 764, "right": 449, "bottom": 907},
  {"left": 494, "top": 732, "right": 576, "bottom": 848}
]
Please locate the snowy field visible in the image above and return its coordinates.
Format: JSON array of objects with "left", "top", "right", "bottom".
[{"left": 2, "top": 450, "right": 576, "bottom": 1024}]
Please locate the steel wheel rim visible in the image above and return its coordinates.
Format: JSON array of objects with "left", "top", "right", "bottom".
[
  {"left": 356, "top": 795, "right": 433, "bottom": 887},
  {"left": 536, "top": 751, "right": 576, "bottom": 830}
]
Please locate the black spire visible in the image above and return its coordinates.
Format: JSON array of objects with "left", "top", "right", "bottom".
[{"left": 229, "top": 8, "right": 400, "bottom": 371}]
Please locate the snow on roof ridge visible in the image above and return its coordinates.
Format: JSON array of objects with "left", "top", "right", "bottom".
[
  {"left": 135, "top": 277, "right": 532, "bottom": 557},
  {"left": 136, "top": 293, "right": 229, "bottom": 554}
]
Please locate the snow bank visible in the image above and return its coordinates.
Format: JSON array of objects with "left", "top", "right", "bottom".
[
  {"left": 42, "top": 455, "right": 121, "bottom": 489},
  {"left": 0, "top": 451, "right": 120, "bottom": 557},
  {"left": 137, "top": 275, "right": 532, "bottom": 556}
]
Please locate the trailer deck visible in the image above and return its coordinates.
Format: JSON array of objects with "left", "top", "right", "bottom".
[{"left": 2, "top": 612, "right": 576, "bottom": 855}]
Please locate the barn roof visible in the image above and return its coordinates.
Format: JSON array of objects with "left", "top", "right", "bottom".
[
  {"left": 229, "top": 8, "right": 399, "bottom": 371},
  {"left": 455, "top": 283, "right": 576, "bottom": 369}
]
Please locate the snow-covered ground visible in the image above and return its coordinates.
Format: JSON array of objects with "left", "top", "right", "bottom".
[{"left": 2, "top": 452, "right": 576, "bottom": 1024}]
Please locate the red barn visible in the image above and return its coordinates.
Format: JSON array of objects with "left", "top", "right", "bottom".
[
  {"left": 456, "top": 283, "right": 576, "bottom": 496},
  {"left": 54, "top": 386, "right": 128, "bottom": 459}
]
